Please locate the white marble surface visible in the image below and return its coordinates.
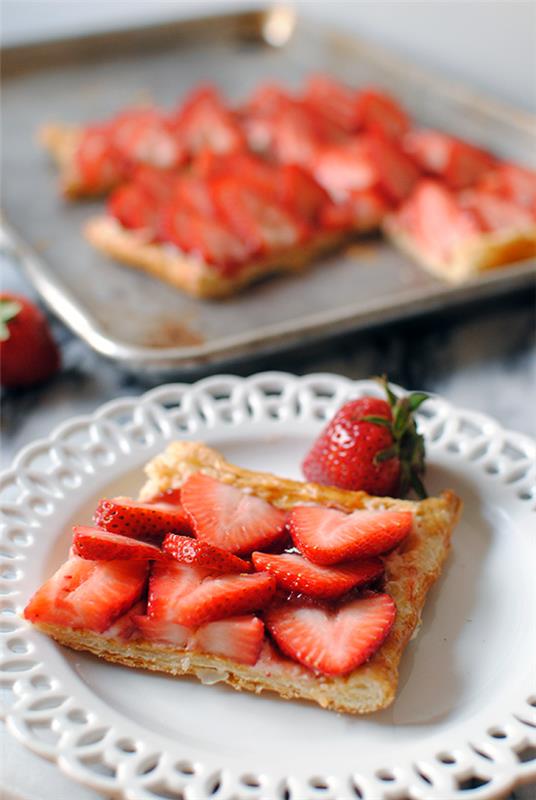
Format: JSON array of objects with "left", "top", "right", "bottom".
[{"left": 1, "top": 252, "right": 535, "bottom": 798}]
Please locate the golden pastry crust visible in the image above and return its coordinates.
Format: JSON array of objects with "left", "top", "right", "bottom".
[
  {"left": 384, "top": 214, "right": 536, "bottom": 282},
  {"left": 33, "top": 442, "right": 462, "bottom": 715},
  {"left": 84, "top": 216, "right": 353, "bottom": 299}
]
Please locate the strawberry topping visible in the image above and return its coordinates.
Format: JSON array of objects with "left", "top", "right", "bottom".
[
  {"left": 266, "top": 593, "right": 396, "bottom": 675},
  {"left": 288, "top": 506, "right": 412, "bottom": 565},
  {"left": 162, "top": 533, "right": 252, "bottom": 573},
  {"left": 24, "top": 556, "right": 147, "bottom": 632},
  {"left": 94, "top": 496, "right": 191, "bottom": 541},
  {"left": 192, "top": 615, "right": 265, "bottom": 665},
  {"left": 73, "top": 526, "right": 165, "bottom": 561},
  {"left": 147, "top": 564, "right": 275, "bottom": 628},
  {"left": 181, "top": 473, "right": 287, "bottom": 554},
  {"left": 147, "top": 561, "right": 208, "bottom": 620},
  {"left": 252, "top": 551, "right": 384, "bottom": 599}
]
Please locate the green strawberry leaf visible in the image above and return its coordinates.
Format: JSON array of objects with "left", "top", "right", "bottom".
[
  {"left": 408, "top": 392, "right": 429, "bottom": 412},
  {"left": 371, "top": 378, "right": 430, "bottom": 499},
  {"left": 0, "top": 300, "right": 22, "bottom": 341},
  {"left": 360, "top": 415, "right": 392, "bottom": 428}
]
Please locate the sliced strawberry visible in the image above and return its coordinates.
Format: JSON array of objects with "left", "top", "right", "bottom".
[
  {"left": 404, "top": 130, "right": 494, "bottom": 190},
  {"left": 192, "top": 615, "right": 264, "bottom": 665},
  {"left": 170, "top": 572, "right": 276, "bottom": 627},
  {"left": 303, "top": 74, "right": 361, "bottom": 134},
  {"left": 211, "top": 176, "right": 306, "bottom": 254},
  {"left": 277, "top": 164, "right": 331, "bottom": 224},
  {"left": 398, "top": 180, "right": 482, "bottom": 260},
  {"left": 356, "top": 89, "right": 410, "bottom": 140},
  {"left": 24, "top": 557, "right": 148, "bottom": 632},
  {"left": 288, "top": 506, "right": 412, "bottom": 565},
  {"left": 181, "top": 473, "right": 287, "bottom": 554},
  {"left": 478, "top": 162, "right": 536, "bottom": 212},
  {"left": 240, "top": 83, "right": 292, "bottom": 152},
  {"left": 445, "top": 140, "right": 495, "bottom": 191},
  {"left": 171, "top": 174, "right": 215, "bottom": 217},
  {"left": 265, "top": 593, "right": 396, "bottom": 676},
  {"left": 111, "top": 108, "right": 185, "bottom": 169},
  {"left": 147, "top": 488, "right": 183, "bottom": 505},
  {"left": 459, "top": 189, "right": 535, "bottom": 231},
  {"left": 72, "top": 526, "right": 164, "bottom": 561},
  {"left": 108, "top": 182, "right": 159, "bottom": 232},
  {"left": 252, "top": 551, "right": 384, "bottom": 599},
  {"left": 404, "top": 129, "right": 451, "bottom": 173},
  {"left": 173, "top": 85, "right": 245, "bottom": 155},
  {"left": 147, "top": 561, "right": 208, "bottom": 620},
  {"left": 102, "top": 600, "right": 145, "bottom": 641},
  {"left": 134, "top": 615, "right": 190, "bottom": 647},
  {"left": 269, "top": 102, "right": 328, "bottom": 167},
  {"left": 108, "top": 166, "right": 179, "bottom": 233},
  {"left": 94, "top": 496, "right": 191, "bottom": 541},
  {"left": 75, "top": 125, "right": 124, "bottom": 192},
  {"left": 364, "top": 135, "right": 420, "bottom": 204},
  {"left": 313, "top": 140, "right": 377, "bottom": 200},
  {"left": 162, "top": 533, "right": 252, "bottom": 573},
  {"left": 351, "top": 187, "right": 390, "bottom": 228},
  {"left": 160, "top": 206, "right": 253, "bottom": 270}
]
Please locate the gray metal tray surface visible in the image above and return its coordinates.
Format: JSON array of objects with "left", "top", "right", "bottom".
[{"left": 2, "top": 7, "right": 535, "bottom": 373}]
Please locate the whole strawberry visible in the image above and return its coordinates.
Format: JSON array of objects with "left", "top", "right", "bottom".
[
  {"left": 0, "top": 294, "right": 60, "bottom": 388},
  {"left": 302, "top": 379, "right": 428, "bottom": 498}
]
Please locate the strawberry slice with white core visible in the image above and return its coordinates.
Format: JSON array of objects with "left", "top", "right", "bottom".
[
  {"left": 192, "top": 615, "right": 265, "bottom": 665},
  {"left": 133, "top": 615, "right": 190, "bottom": 647},
  {"left": 288, "top": 506, "right": 413, "bottom": 565},
  {"left": 162, "top": 533, "right": 252, "bottom": 573},
  {"left": 181, "top": 473, "right": 287, "bottom": 554},
  {"left": 266, "top": 593, "right": 396, "bottom": 676},
  {"left": 103, "top": 600, "right": 145, "bottom": 641},
  {"left": 73, "top": 526, "right": 164, "bottom": 561},
  {"left": 24, "top": 557, "right": 148, "bottom": 633},
  {"left": 170, "top": 572, "right": 276, "bottom": 627},
  {"left": 252, "top": 551, "right": 384, "bottom": 599},
  {"left": 459, "top": 189, "right": 535, "bottom": 231},
  {"left": 356, "top": 89, "right": 410, "bottom": 140},
  {"left": 402, "top": 180, "right": 482, "bottom": 261},
  {"left": 147, "top": 561, "right": 209, "bottom": 620},
  {"left": 94, "top": 496, "right": 191, "bottom": 541}
]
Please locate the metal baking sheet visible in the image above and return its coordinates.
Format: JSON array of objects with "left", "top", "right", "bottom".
[{"left": 2, "top": 6, "right": 535, "bottom": 373}]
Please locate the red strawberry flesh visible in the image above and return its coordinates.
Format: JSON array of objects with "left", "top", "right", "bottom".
[
  {"left": 73, "top": 526, "right": 164, "bottom": 561},
  {"left": 288, "top": 506, "right": 412, "bottom": 565},
  {"left": 181, "top": 473, "right": 287, "bottom": 555},
  {"left": 24, "top": 556, "right": 148, "bottom": 633},
  {"left": 147, "top": 561, "right": 209, "bottom": 620},
  {"left": 94, "top": 496, "right": 191, "bottom": 541},
  {"left": 252, "top": 551, "right": 384, "bottom": 599},
  {"left": 266, "top": 593, "right": 396, "bottom": 676},
  {"left": 162, "top": 533, "right": 252, "bottom": 573},
  {"left": 192, "top": 615, "right": 264, "bottom": 665},
  {"left": 169, "top": 572, "right": 276, "bottom": 627}
]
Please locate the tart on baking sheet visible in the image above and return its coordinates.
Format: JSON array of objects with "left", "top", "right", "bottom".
[
  {"left": 24, "top": 440, "right": 461, "bottom": 715},
  {"left": 40, "top": 77, "right": 536, "bottom": 295}
]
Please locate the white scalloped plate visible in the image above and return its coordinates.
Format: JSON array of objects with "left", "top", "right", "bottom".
[{"left": 1, "top": 372, "right": 535, "bottom": 800}]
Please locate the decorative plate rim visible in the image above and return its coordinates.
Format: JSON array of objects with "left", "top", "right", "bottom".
[{"left": 1, "top": 371, "right": 535, "bottom": 800}]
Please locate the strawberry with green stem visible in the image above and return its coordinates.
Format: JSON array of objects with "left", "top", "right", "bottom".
[{"left": 302, "top": 377, "right": 428, "bottom": 498}]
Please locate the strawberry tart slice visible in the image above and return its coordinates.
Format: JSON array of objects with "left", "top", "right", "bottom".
[{"left": 24, "top": 440, "right": 461, "bottom": 714}]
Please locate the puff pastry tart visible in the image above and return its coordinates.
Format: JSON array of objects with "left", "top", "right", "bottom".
[
  {"left": 24, "top": 441, "right": 461, "bottom": 715},
  {"left": 40, "top": 76, "right": 535, "bottom": 292}
]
